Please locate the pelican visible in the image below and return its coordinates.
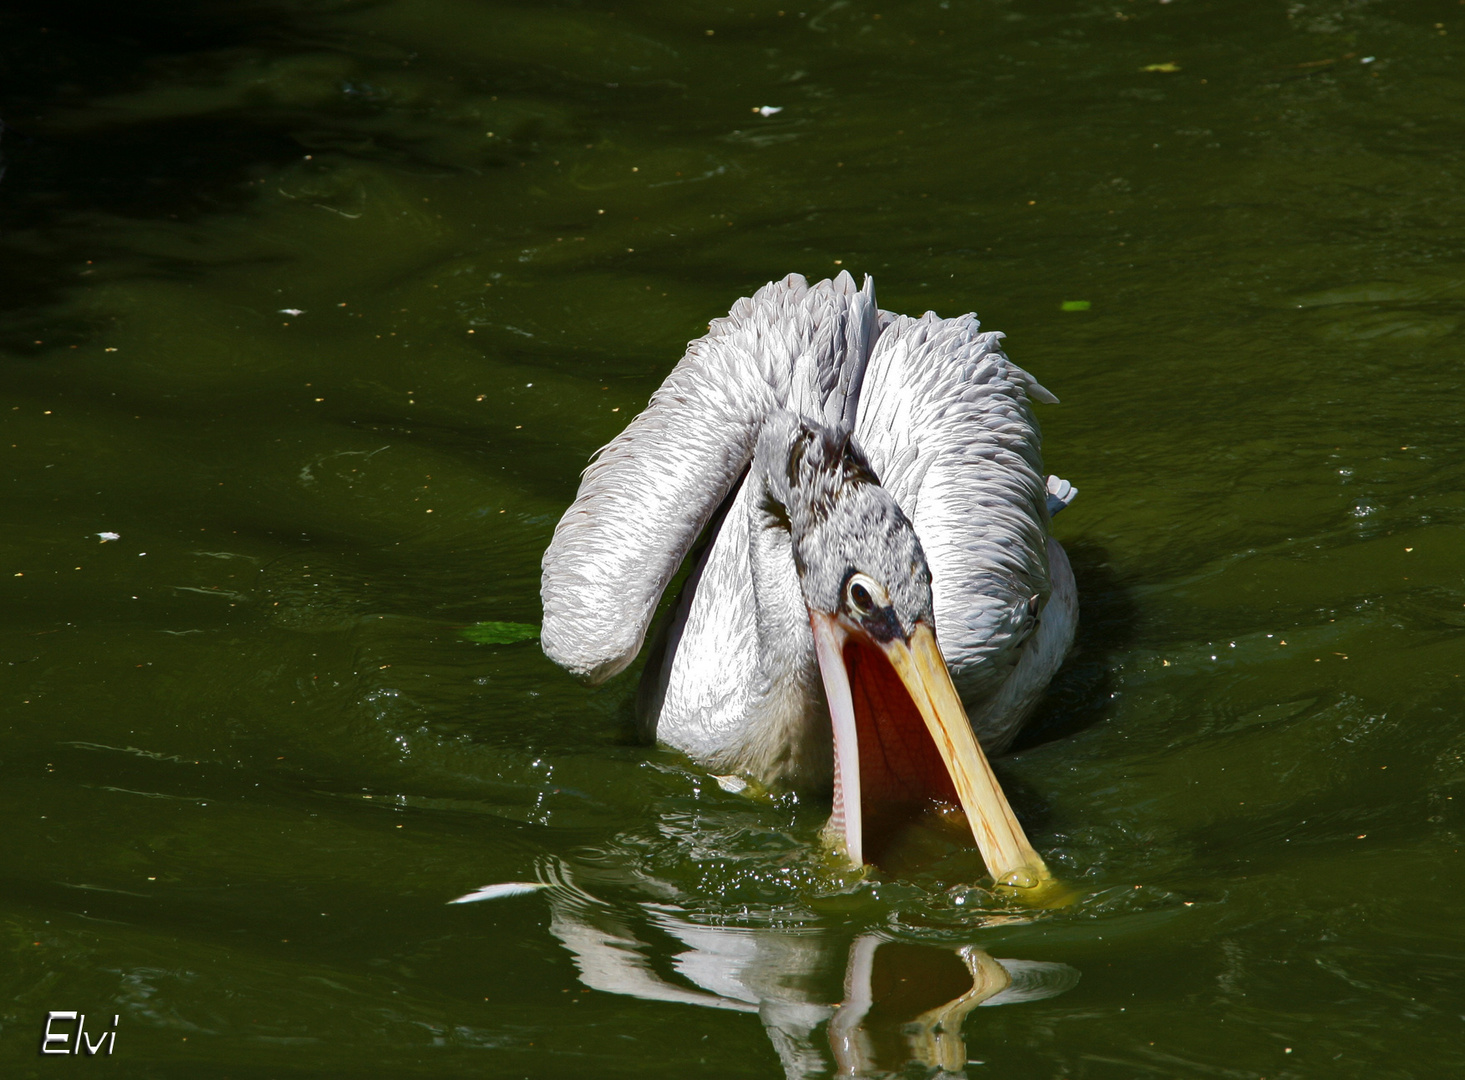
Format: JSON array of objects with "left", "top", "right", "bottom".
[{"left": 540, "top": 273, "right": 1077, "bottom": 890}]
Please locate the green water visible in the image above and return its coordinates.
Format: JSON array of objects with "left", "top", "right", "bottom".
[{"left": 3, "top": 1, "right": 1464, "bottom": 1076}]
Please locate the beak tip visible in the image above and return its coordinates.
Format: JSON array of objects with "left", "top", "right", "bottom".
[{"left": 993, "top": 868, "right": 1077, "bottom": 909}]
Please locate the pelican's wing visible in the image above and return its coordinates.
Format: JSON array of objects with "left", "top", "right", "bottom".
[
  {"left": 542, "top": 272, "right": 879, "bottom": 683},
  {"left": 853, "top": 311, "right": 1063, "bottom": 722}
]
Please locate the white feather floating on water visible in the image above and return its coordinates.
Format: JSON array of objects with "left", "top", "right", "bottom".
[{"left": 447, "top": 882, "right": 549, "bottom": 905}]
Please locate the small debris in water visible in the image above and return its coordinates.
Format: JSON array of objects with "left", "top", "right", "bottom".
[
  {"left": 278, "top": 308, "right": 305, "bottom": 316},
  {"left": 448, "top": 882, "right": 549, "bottom": 904},
  {"left": 1061, "top": 300, "right": 1091, "bottom": 311},
  {"left": 98, "top": 532, "right": 120, "bottom": 542},
  {"left": 1142, "top": 62, "right": 1180, "bottom": 73}
]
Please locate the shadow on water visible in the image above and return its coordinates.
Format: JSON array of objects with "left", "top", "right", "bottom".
[
  {"left": 0, "top": 0, "right": 552, "bottom": 355},
  {"left": 0, "top": 3, "right": 302, "bottom": 349},
  {"left": 1009, "top": 539, "right": 1138, "bottom": 757}
]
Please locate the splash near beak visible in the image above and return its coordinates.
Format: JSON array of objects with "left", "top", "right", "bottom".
[{"left": 811, "top": 613, "right": 1061, "bottom": 901}]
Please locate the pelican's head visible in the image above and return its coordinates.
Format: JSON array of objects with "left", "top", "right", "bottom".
[{"left": 757, "top": 414, "right": 1046, "bottom": 884}]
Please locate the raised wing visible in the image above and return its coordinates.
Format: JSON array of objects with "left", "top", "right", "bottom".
[
  {"left": 853, "top": 311, "right": 1060, "bottom": 718},
  {"left": 541, "top": 273, "right": 879, "bottom": 684}
]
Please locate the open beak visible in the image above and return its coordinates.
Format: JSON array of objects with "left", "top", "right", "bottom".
[{"left": 810, "top": 612, "right": 1057, "bottom": 897}]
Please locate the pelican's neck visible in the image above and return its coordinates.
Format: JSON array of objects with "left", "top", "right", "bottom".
[
  {"left": 636, "top": 467, "right": 832, "bottom": 792},
  {"left": 725, "top": 468, "right": 832, "bottom": 790},
  {"left": 745, "top": 472, "right": 806, "bottom": 660}
]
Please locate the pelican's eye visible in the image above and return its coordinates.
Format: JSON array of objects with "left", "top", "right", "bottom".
[{"left": 844, "top": 573, "right": 885, "bottom": 617}]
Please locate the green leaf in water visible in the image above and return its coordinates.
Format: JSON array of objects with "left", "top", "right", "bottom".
[
  {"left": 461, "top": 621, "right": 541, "bottom": 644},
  {"left": 1060, "top": 300, "right": 1091, "bottom": 312}
]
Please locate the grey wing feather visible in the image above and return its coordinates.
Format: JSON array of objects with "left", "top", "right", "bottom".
[
  {"left": 541, "top": 272, "right": 880, "bottom": 683},
  {"left": 853, "top": 311, "right": 1056, "bottom": 706}
]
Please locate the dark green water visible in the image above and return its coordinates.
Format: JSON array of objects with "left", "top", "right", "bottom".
[{"left": 3, "top": 1, "right": 1464, "bottom": 1076}]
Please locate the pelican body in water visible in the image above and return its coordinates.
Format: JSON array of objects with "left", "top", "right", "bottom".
[{"left": 541, "top": 273, "right": 1076, "bottom": 887}]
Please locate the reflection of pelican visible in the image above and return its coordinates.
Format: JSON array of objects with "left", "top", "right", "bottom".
[
  {"left": 520, "top": 860, "right": 1080, "bottom": 1080},
  {"left": 541, "top": 274, "right": 1076, "bottom": 885}
]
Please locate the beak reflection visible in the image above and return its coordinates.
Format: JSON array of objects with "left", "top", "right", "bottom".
[{"left": 515, "top": 857, "right": 1081, "bottom": 1079}]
